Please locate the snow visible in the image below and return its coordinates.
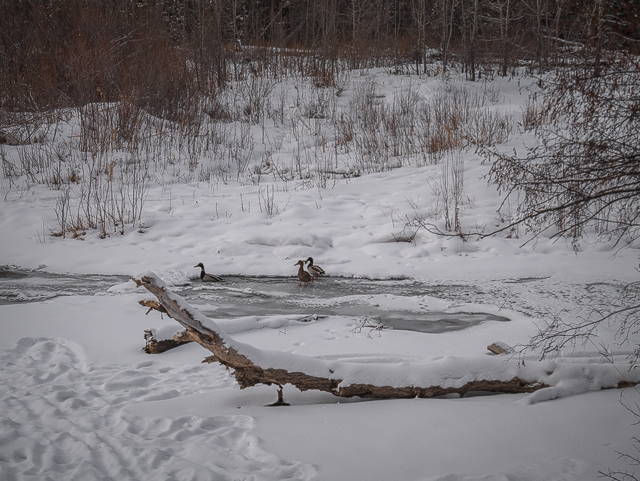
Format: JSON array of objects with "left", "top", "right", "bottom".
[{"left": 1, "top": 69, "right": 639, "bottom": 480}]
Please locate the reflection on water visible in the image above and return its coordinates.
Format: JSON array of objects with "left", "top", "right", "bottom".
[{"left": 0, "top": 266, "right": 509, "bottom": 333}]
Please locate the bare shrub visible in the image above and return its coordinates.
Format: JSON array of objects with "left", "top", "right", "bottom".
[
  {"left": 299, "top": 85, "right": 336, "bottom": 120},
  {"left": 115, "top": 96, "right": 144, "bottom": 146},
  {"left": 238, "top": 75, "right": 274, "bottom": 124},
  {"left": 54, "top": 186, "right": 71, "bottom": 238},
  {"left": 484, "top": 56, "right": 640, "bottom": 248},
  {"left": 416, "top": 82, "right": 514, "bottom": 159},
  {"left": 0, "top": 110, "right": 54, "bottom": 145},
  {"left": 258, "top": 185, "right": 279, "bottom": 218},
  {"left": 469, "top": 109, "right": 514, "bottom": 147},
  {"left": 349, "top": 78, "right": 383, "bottom": 132},
  {"left": 520, "top": 92, "right": 547, "bottom": 132},
  {"left": 433, "top": 153, "right": 470, "bottom": 233},
  {"left": 334, "top": 112, "right": 356, "bottom": 153},
  {"left": 0, "top": 145, "right": 17, "bottom": 185}
]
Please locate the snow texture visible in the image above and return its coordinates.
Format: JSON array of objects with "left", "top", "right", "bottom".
[{"left": 0, "top": 69, "right": 639, "bottom": 481}]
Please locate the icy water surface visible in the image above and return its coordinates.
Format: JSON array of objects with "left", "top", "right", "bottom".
[
  {"left": 0, "top": 265, "right": 130, "bottom": 304},
  {"left": 174, "top": 276, "right": 511, "bottom": 333},
  {"left": 0, "top": 266, "right": 510, "bottom": 333}
]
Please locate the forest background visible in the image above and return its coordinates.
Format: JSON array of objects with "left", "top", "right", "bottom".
[{"left": 2, "top": 0, "right": 639, "bottom": 117}]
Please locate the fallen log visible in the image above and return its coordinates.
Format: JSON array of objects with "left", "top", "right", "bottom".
[
  {"left": 144, "top": 328, "right": 192, "bottom": 354},
  {"left": 133, "top": 272, "right": 638, "bottom": 403}
]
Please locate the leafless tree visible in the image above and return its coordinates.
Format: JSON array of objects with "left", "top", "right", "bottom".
[{"left": 485, "top": 56, "right": 640, "bottom": 248}]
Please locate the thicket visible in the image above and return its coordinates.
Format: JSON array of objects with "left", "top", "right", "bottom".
[
  {"left": 2, "top": 0, "right": 639, "bottom": 113},
  {"left": 0, "top": 0, "right": 638, "bottom": 240}
]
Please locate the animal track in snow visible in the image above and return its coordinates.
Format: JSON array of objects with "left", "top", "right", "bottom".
[{"left": 0, "top": 337, "right": 317, "bottom": 481}]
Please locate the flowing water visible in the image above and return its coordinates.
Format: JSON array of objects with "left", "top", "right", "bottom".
[
  {"left": 0, "top": 265, "right": 512, "bottom": 333},
  {"left": 0, "top": 265, "right": 131, "bottom": 303}
]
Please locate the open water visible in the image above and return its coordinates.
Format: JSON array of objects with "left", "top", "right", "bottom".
[{"left": 0, "top": 265, "right": 511, "bottom": 333}]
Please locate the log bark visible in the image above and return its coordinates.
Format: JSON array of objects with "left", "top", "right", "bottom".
[
  {"left": 144, "top": 329, "right": 192, "bottom": 354},
  {"left": 133, "top": 272, "right": 553, "bottom": 400}
]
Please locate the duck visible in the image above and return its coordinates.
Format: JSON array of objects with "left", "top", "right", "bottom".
[
  {"left": 295, "top": 260, "right": 312, "bottom": 287},
  {"left": 305, "top": 257, "right": 326, "bottom": 279},
  {"left": 194, "top": 263, "right": 222, "bottom": 282}
]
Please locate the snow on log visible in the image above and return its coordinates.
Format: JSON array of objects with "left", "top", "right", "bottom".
[{"left": 133, "top": 272, "right": 639, "bottom": 402}]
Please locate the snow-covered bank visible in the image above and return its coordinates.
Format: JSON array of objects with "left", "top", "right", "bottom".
[
  {"left": 130, "top": 386, "right": 638, "bottom": 481},
  {"left": 1, "top": 70, "right": 639, "bottom": 480},
  {"left": 1, "top": 289, "right": 638, "bottom": 480},
  {"left": 2, "top": 159, "right": 637, "bottom": 283}
]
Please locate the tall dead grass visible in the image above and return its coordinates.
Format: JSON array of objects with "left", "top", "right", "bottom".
[{"left": 1, "top": 57, "right": 515, "bottom": 238}]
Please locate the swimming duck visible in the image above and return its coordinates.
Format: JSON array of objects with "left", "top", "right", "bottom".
[
  {"left": 295, "top": 260, "right": 312, "bottom": 287},
  {"left": 194, "top": 263, "right": 222, "bottom": 282},
  {"left": 306, "top": 257, "right": 326, "bottom": 279}
]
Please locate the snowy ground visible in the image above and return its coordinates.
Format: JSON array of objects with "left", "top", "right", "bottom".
[{"left": 1, "top": 69, "right": 639, "bottom": 480}]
